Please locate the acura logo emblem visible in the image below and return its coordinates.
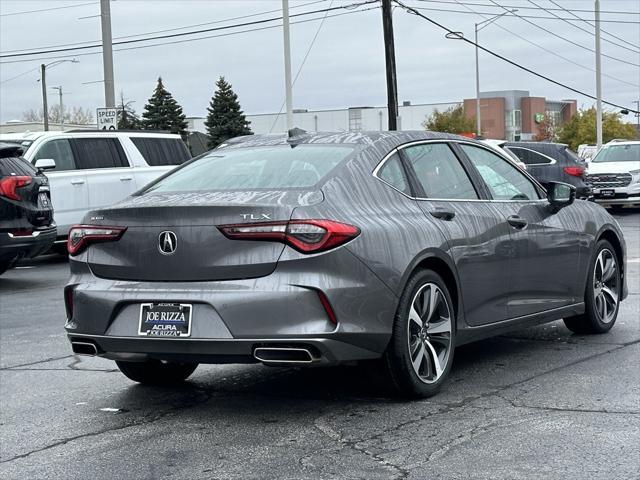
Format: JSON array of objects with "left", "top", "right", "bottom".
[{"left": 158, "top": 231, "right": 177, "bottom": 255}]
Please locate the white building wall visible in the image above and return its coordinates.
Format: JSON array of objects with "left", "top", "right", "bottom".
[{"left": 187, "top": 101, "right": 460, "bottom": 135}]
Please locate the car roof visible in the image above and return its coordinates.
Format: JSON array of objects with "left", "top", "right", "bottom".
[
  {"left": 0, "top": 131, "right": 183, "bottom": 141},
  {"left": 603, "top": 140, "right": 640, "bottom": 146},
  {"left": 220, "top": 130, "right": 481, "bottom": 151}
]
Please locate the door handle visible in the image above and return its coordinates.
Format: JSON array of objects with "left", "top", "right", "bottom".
[
  {"left": 429, "top": 210, "right": 456, "bottom": 221},
  {"left": 507, "top": 215, "right": 528, "bottom": 230},
  {"left": 119, "top": 176, "right": 133, "bottom": 181},
  {"left": 70, "top": 179, "right": 85, "bottom": 185}
]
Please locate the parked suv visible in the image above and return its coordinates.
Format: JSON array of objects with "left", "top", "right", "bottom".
[
  {"left": 0, "top": 143, "right": 56, "bottom": 275},
  {"left": 586, "top": 140, "right": 640, "bottom": 209},
  {"left": 505, "top": 142, "right": 590, "bottom": 198},
  {"left": 0, "top": 131, "right": 191, "bottom": 247}
]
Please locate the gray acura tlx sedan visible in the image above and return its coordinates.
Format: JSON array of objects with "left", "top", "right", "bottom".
[{"left": 65, "top": 131, "right": 627, "bottom": 398}]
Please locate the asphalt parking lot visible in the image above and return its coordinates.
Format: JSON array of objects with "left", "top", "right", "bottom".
[{"left": 1, "top": 210, "right": 638, "bottom": 480}]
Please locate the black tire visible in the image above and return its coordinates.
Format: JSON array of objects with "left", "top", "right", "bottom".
[
  {"left": 564, "top": 239, "right": 621, "bottom": 334},
  {"left": 51, "top": 243, "right": 68, "bottom": 256},
  {"left": 608, "top": 205, "right": 624, "bottom": 213},
  {"left": 116, "top": 360, "right": 198, "bottom": 385},
  {"left": 382, "top": 270, "right": 456, "bottom": 398}
]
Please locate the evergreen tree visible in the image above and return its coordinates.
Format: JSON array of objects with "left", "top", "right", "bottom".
[
  {"left": 141, "top": 77, "right": 188, "bottom": 136},
  {"left": 205, "top": 76, "right": 252, "bottom": 148}
]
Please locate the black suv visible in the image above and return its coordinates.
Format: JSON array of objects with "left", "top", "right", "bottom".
[
  {"left": 505, "top": 142, "right": 590, "bottom": 198},
  {"left": 0, "top": 143, "right": 56, "bottom": 275}
]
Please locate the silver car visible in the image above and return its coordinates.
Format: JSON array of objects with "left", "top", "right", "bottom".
[{"left": 65, "top": 131, "right": 627, "bottom": 398}]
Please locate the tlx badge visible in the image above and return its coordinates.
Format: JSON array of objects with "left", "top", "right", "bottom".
[{"left": 240, "top": 213, "right": 271, "bottom": 220}]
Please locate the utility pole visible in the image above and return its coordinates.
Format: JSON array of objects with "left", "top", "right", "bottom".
[
  {"left": 474, "top": 25, "right": 481, "bottom": 137},
  {"left": 52, "top": 86, "right": 64, "bottom": 130},
  {"left": 381, "top": 0, "right": 398, "bottom": 130},
  {"left": 100, "top": 0, "right": 115, "bottom": 108},
  {"left": 595, "top": 0, "right": 603, "bottom": 149},
  {"left": 282, "top": 0, "right": 294, "bottom": 131},
  {"left": 41, "top": 64, "right": 49, "bottom": 131}
]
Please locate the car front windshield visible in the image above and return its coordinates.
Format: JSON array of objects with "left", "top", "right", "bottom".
[
  {"left": 145, "top": 144, "right": 355, "bottom": 193},
  {"left": 592, "top": 144, "right": 640, "bottom": 163}
]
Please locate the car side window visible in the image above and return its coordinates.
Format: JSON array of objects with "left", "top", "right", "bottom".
[
  {"left": 131, "top": 138, "right": 191, "bottom": 166},
  {"left": 461, "top": 145, "right": 540, "bottom": 201},
  {"left": 402, "top": 143, "right": 478, "bottom": 199},
  {"left": 378, "top": 153, "right": 411, "bottom": 195},
  {"left": 32, "top": 139, "right": 76, "bottom": 171},
  {"left": 72, "top": 138, "right": 129, "bottom": 169},
  {"left": 507, "top": 147, "right": 553, "bottom": 165}
]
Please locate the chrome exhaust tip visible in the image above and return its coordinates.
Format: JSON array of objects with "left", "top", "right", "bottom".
[
  {"left": 71, "top": 341, "right": 98, "bottom": 356},
  {"left": 253, "top": 347, "right": 315, "bottom": 364}
]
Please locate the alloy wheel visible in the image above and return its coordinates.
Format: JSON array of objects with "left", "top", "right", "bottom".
[
  {"left": 593, "top": 249, "right": 619, "bottom": 324},
  {"left": 407, "top": 283, "right": 453, "bottom": 384}
]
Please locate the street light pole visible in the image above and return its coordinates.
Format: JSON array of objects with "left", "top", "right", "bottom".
[
  {"left": 40, "top": 64, "right": 49, "bottom": 131},
  {"left": 474, "top": 25, "right": 481, "bottom": 137},
  {"left": 39, "top": 59, "right": 78, "bottom": 132},
  {"left": 51, "top": 86, "right": 64, "bottom": 130},
  {"left": 282, "top": 0, "right": 294, "bottom": 132},
  {"left": 595, "top": 0, "right": 603, "bottom": 149}
]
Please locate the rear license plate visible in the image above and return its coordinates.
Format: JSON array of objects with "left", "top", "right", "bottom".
[
  {"left": 38, "top": 192, "right": 51, "bottom": 209},
  {"left": 138, "top": 303, "right": 192, "bottom": 337},
  {"left": 600, "top": 189, "right": 615, "bottom": 197}
]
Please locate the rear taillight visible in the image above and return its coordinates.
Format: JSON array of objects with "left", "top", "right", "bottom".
[
  {"left": 0, "top": 176, "right": 31, "bottom": 201},
  {"left": 67, "top": 225, "right": 127, "bottom": 256},
  {"left": 218, "top": 219, "right": 360, "bottom": 254},
  {"left": 563, "top": 166, "right": 585, "bottom": 177}
]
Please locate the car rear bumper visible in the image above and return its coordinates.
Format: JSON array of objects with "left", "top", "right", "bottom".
[
  {"left": 64, "top": 248, "right": 398, "bottom": 365},
  {"left": 592, "top": 194, "right": 640, "bottom": 206},
  {"left": 0, "top": 225, "right": 56, "bottom": 261}
]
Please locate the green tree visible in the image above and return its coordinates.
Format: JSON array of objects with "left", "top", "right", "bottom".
[
  {"left": 117, "top": 92, "right": 142, "bottom": 130},
  {"left": 423, "top": 104, "right": 475, "bottom": 135},
  {"left": 558, "top": 107, "right": 636, "bottom": 150},
  {"left": 204, "top": 76, "right": 252, "bottom": 149},
  {"left": 141, "top": 77, "right": 188, "bottom": 136}
]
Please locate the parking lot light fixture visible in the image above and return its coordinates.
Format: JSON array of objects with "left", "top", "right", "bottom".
[{"left": 446, "top": 10, "right": 517, "bottom": 137}]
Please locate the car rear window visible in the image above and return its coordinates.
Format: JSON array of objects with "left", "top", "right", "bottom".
[
  {"left": 131, "top": 137, "right": 191, "bottom": 166},
  {"left": 0, "top": 156, "right": 38, "bottom": 176},
  {"left": 592, "top": 144, "right": 640, "bottom": 163},
  {"left": 145, "top": 145, "right": 354, "bottom": 193}
]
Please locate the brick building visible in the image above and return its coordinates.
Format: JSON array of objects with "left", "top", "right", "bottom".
[{"left": 463, "top": 90, "right": 577, "bottom": 141}]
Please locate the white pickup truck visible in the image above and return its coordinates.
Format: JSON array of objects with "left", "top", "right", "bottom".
[{"left": 0, "top": 131, "right": 191, "bottom": 247}]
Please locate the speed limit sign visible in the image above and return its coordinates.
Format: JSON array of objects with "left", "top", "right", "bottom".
[{"left": 97, "top": 108, "right": 118, "bottom": 130}]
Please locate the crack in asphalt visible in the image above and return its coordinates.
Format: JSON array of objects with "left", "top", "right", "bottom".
[
  {"left": 0, "top": 355, "right": 75, "bottom": 371},
  {"left": 494, "top": 392, "right": 640, "bottom": 416},
  {"left": 4, "top": 367, "right": 119, "bottom": 373},
  {"left": 312, "top": 415, "right": 411, "bottom": 480}
]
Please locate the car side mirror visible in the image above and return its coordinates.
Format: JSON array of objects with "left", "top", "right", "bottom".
[
  {"left": 547, "top": 181, "right": 576, "bottom": 208},
  {"left": 34, "top": 158, "right": 56, "bottom": 171}
]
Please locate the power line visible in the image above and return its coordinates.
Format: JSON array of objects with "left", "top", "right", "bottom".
[
  {"left": 415, "top": 0, "right": 640, "bottom": 16},
  {"left": 0, "top": 0, "right": 329, "bottom": 55},
  {"left": 0, "top": 6, "right": 378, "bottom": 65},
  {"left": 0, "top": 1, "right": 97, "bottom": 17},
  {"left": 405, "top": 2, "right": 640, "bottom": 24},
  {"left": 0, "top": 66, "right": 40, "bottom": 85},
  {"left": 394, "top": 0, "right": 639, "bottom": 114},
  {"left": 486, "top": 0, "right": 639, "bottom": 68},
  {"left": 527, "top": 0, "right": 639, "bottom": 55},
  {"left": 447, "top": 0, "right": 637, "bottom": 89},
  {"left": 546, "top": 0, "right": 640, "bottom": 52},
  {"left": 0, "top": 1, "right": 377, "bottom": 59}
]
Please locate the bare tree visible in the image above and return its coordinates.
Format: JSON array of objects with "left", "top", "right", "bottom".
[{"left": 21, "top": 106, "right": 94, "bottom": 125}]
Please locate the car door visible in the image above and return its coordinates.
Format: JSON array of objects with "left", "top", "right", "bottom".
[
  {"left": 458, "top": 143, "right": 581, "bottom": 319},
  {"left": 71, "top": 137, "right": 138, "bottom": 211},
  {"left": 398, "top": 141, "right": 513, "bottom": 327},
  {"left": 31, "top": 138, "right": 88, "bottom": 236}
]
